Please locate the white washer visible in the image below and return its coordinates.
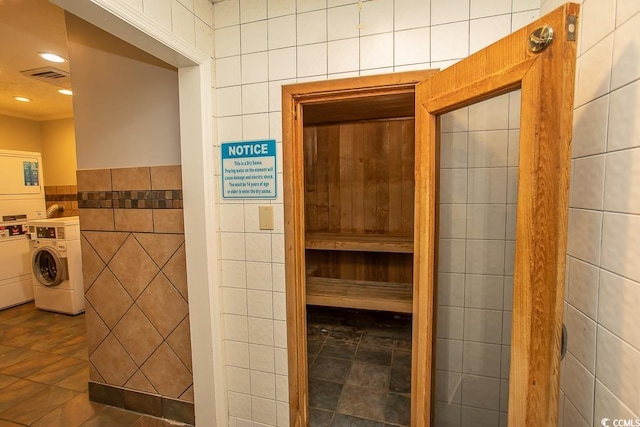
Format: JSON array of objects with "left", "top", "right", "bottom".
[{"left": 27, "top": 217, "right": 84, "bottom": 315}]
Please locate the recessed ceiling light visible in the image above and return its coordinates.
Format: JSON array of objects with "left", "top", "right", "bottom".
[
  {"left": 38, "top": 52, "right": 66, "bottom": 63},
  {"left": 14, "top": 96, "right": 31, "bottom": 102},
  {"left": 58, "top": 89, "right": 73, "bottom": 96}
]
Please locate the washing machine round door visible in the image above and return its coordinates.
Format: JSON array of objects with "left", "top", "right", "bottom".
[{"left": 32, "top": 247, "right": 67, "bottom": 286}]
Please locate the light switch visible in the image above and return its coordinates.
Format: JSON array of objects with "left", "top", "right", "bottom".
[{"left": 259, "top": 206, "right": 274, "bottom": 230}]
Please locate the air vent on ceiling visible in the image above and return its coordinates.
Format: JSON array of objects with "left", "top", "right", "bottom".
[{"left": 20, "top": 66, "right": 70, "bottom": 89}]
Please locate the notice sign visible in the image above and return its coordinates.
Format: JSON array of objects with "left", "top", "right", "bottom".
[
  {"left": 23, "top": 161, "right": 39, "bottom": 186},
  {"left": 222, "top": 139, "right": 277, "bottom": 199}
]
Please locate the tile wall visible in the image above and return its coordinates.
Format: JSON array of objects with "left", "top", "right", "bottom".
[
  {"left": 538, "top": 0, "right": 640, "bottom": 425},
  {"left": 213, "top": 0, "right": 539, "bottom": 425},
  {"left": 44, "top": 185, "right": 79, "bottom": 218},
  {"left": 77, "top": 165, "right": 194, "bottom": 423},
  {"left": 434, "top": 92, "right": 519, "bottom": 427}
]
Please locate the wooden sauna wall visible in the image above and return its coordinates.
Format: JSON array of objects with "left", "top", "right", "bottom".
[{"left": 304, "top": 118, "right": 415, "bottom": 283}]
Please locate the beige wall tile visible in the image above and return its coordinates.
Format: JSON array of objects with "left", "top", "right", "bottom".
[
  {"left": 565, "top": 305, "right": 597, "bottom": 374},
  {"left": 77, "top": 169, "right": 112, "bottom": 192},
  {"left": 163, "top": 243, "right": 188, "bottom": 301},
  {"left": 461, "top": 374, "right": 500, "bottom": 410},
  {"left": 80, "top": 235, "right": 106, "bottom": 291},
  {"left": 150, "top": 165, "right": 182, "bottom": 190},
  {"left": 83, "top": 231, "right": 129, "bottom": 264},
  {"left": 79, "top": 209, "right": 114, "bottom": 231},
  {"left": 114, "top": 209, "right": 153, "bottom": 233},
  {"left": 137, "top": 273, "right": 189, "bottom": 338},
  {"left": 134, "top": 233, "right": 185, "bottom": 268},
  {"left": 599, "top": 271, "right": 640, "bottom": 351},
  {"left": 141, "top": 343, "right": 192, "bottom": 398},
  {"left": 91, "top": 334, "right": 138, "bottom": 386},
  {"left": 125, "top": 370, "right": 158, "bottom": 395},
  {"left": 153, "top": 209, "right": 185, "bottom": 234},
  {"left": 167, "top": 317, "right": 193, "bottom": 372},
  {"left": 111, "top": 167, "right": 151, "bottom": 191},
  {"left": 109, "top": 235, "right": 160, "bottom": 299},
  {"left": 85, "top": 269, "right": 133, "bottom": 329},
  {"left": 113, "top": 305, "right": 163, "bottom": 366},
  {"left": 85, "top": 303, "right": 109, "bottom": 355}
]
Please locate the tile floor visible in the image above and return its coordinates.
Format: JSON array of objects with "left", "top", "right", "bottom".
[
  {"left": 306, "top": 306, "right": 412, "bottom": 427},
  {"left": 0, "top": 302, "right": 192, "bottom": 426}
]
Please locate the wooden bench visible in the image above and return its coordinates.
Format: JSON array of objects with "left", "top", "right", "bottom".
[{"left": 306, "top": 276, "right": 413, "bottom": 313}]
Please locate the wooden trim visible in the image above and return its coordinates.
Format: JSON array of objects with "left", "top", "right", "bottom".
[
  {"left": 414, "top": 3, "right": 579, "bottom": 427},
  {"left": 306, "top": 277, "right": 413, "bottom": 313},
  {"left": 305, "top": 232, "right": 413, "bottom": 253},
  {"left": 283, "top": 70, "right": 438, "bottom": 427}
]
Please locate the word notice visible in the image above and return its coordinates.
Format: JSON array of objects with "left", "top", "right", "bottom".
[{"left": 222, "top": 140, "right": 277, "bottom": 199}]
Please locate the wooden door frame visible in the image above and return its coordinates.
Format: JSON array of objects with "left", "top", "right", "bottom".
[
  {"left": 282, "top": 70, "right": 438, "bottom": 427},
  {"left": 414, "top": 3, "right": 579, "bottom": 427}
]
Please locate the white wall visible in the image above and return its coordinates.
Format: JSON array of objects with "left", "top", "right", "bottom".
[
  {"left": 65, "top": 12, "right": 181, "bottom": 170},
  {"left": 538, "top": 0, "right": 640, "bottom": 426},
  {"left": 213, "top": 0, "right": 539, "bottom": 425}
]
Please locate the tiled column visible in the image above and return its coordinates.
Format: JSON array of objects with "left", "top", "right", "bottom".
[{"left": 77, "top": 165, "right": 194, "bottom": 424}]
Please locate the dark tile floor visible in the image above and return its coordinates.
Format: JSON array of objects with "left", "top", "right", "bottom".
[
  {"left": 307, "top": 306, "right": 412, "bottom": 427},
  {"left": 0, "top": 302, "right": 191, "bottom": 426}
]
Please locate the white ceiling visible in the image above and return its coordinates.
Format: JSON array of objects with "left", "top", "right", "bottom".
[{"left": 0, "top": 0, "right": 73, "bottom": 121}]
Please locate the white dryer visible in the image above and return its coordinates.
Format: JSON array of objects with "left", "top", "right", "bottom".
[{"left": 27, "top": 217, "right": 84, "bottom": 315}]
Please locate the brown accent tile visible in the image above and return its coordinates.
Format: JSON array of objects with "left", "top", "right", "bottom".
[
  {"left": 114, "top": 209, "right": 153, "bottom": 232},
  {"left": 112, "top": 305, "right": 163, "bottom": 366},
  {"left": 81, "top": 405, "right": 142, "bottom": 426},
  {"left": 108, "top": 235, "right": 160, "bottom": 299},
  {"left": 0, "top": 352, "right": 65, "bottom": 378},
  {"left": 31, "top": 392, "right": 104, "bottom": 427},
  {"left": 112, "top": 167, "right": 151, "bottom": 191},
  {"left": 132, "top": 415, "right": 192, "bottom": 426},
  {"left": 125, "top": 370, "right": 157, "bottom": 395},
  {"left": 167, "top": 317, "right": 192, "bottom": 372},
  {"left": 44, "top": 185, "right": 56, "bottom": 195},
  {"left": 85, "top": 303, "right": 109, "bottom": 355},
  {"left": 83, "top": 231, "right": 129, "bottom": 264},
  {"left": 55, "top": 365, "right": 89, "bottom": 392},
  {"left": 0, "top": 374, "right": 20, "bottom": 390},
  {"left": 162, "top": 243, "right": 188, "bottom": 301},
  {"left": 88, "top": 381, "right": 124, "bottom": 407},
  {"left": 134, "top": 233, "right": 184, "bottom": 268},
  {"left": 26, "top": 357, "right": 87, "bottom": 385},
  {"left": 0, "top": 379, "right": 50, "bottom": 412},
  {"left": 81, "top": 236, "right": 106, "bottom": 291},
  {"left": 49, "top": 334, "right": 88, "bottom": 358},
  {"left": 179, "top": 385, "right": 194, "bottom": 403},
  {"left": 85, "top": 269, "right": 133, "bottom": 329},
  {"left": 91, "top": 334, "right": 137, "bottom": 386},
  {"left": 70, "top": 185, "right": 78, "bottom": 194},
  {"left": 77, "top": 169, "right": 112, "bottom": 192},
  {"left": 152, "top": 209, "right": 184, "bottom": 234},
  {"left": 136, "top": 273, "right": 188, "bottom": 338},
  {"left": 0, "top": 347, "right": 41, "bottom": 370},
  {"left": 79, "top": 209, "right": 114, "bottom": 231},
  {"left": 124, "top": 389, "right": 162, "bottom": 417},
  {"left": 141, "top": 343, "right": 192, "bottom": 398},
  {"left": 150, "top": 165, "right": 182, "bottom": 190},
  {"left": 0, "top": 384, "right": 77, "bottom": 425},
  {"left": 162, "top": 397, "right": 195, "bottom": 425}
]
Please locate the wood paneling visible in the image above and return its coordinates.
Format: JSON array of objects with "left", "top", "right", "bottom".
[{"left": 304, "top": 119, "right": 415, "bottom": 236}]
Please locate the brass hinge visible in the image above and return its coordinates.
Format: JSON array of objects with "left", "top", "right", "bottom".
[{"left": 567, "top": 15, "right": 577, "bottom": 41}]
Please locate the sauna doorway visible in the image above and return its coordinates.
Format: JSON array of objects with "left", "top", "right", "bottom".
[{"left": 283, "top": 4, "right": 579, "bottom": 426}]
